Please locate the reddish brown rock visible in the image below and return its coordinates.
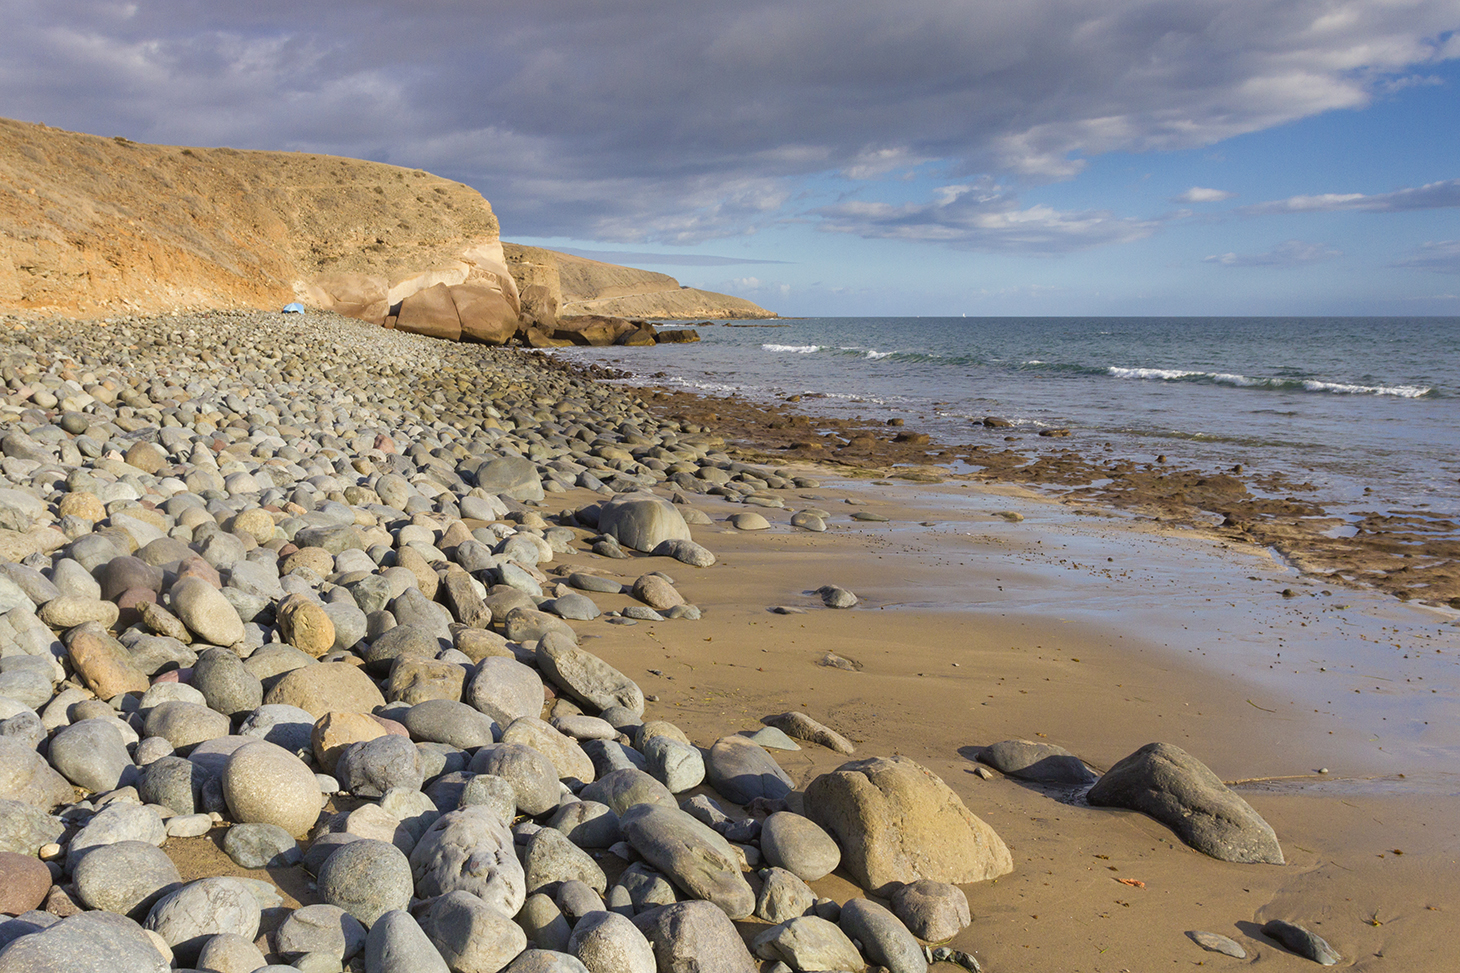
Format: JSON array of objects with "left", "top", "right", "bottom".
[{"left": 0, "top": 851, "right": 52, "bottom": 915}]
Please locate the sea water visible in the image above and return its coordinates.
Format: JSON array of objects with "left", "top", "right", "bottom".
[{"left": 553, "top": 317, "right": 1460, "bottom": 523}]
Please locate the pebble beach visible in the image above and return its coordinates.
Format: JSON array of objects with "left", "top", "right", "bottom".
[{"left": 0, "top": 308, "right": 1456, "bottom": 973}]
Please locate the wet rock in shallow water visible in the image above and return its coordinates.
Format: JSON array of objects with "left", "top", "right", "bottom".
[
  {"left": 1086, "top": 742, "right": 1284, "bottom": 864},
  {"left": 1262, "top": 919, "right": 1341, "bottom": 965},
  {"left": 815, "top": 584, "right": 858, "bottom": 609},
  {"left": 803, "top": 755, "right": 1012, "bottom": 894},
  {"left": 977, "top": 739, "right": 1097, "bottom": 786}
]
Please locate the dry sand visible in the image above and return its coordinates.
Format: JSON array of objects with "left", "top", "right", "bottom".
[{"left": 558, "top": 469, "right": 1459, "bottom": 971}]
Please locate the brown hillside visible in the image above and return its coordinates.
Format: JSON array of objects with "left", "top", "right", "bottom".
[
  {"left": 0, "top": 117, "right": 774, "bottom": 321},
  {"left": 0, "top": 116, "right": 519, "bottom": 316},
  {"left": 505, "top": 244, "right": 776, "bottom": 320}
]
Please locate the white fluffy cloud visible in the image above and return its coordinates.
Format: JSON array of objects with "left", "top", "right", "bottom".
[
  {"left": 1175, "top": 187, "right": 1237, "bottom": 203},
  {"left": 0, "top": 0, "right": 1456, "bottom": 247}
]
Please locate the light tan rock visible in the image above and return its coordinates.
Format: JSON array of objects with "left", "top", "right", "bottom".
[
  {"left": 450, "top": 282, "right": 519, "bottom": 345},
  {"left": 277, "top": 595, "right": 336, "bottom": 658},
  {"left": 803, "top": 755, "right": 1013, "bottom": 893},
  {"left": 64, "top": 622, "right": 150, "bottom": 699},
  {"left": 222, "top": 740, "right": 323, "bottom": 838},
  {"left": 395, "top": 283, "right": 462, "bottom": 341},
  {"left": 312, "top": 711, "right": 388, "bottom": 775},
  {"left": 264, "top": 662, "right": 386, "bottom": 719}
]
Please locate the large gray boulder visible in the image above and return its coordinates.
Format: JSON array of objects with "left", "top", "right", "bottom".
[
  {"left": 803, "top": 755, "right": 1013, "bottom": 894},
  {"left": 0, "top": 737, "right": 73, "bottom": 809},
  {"left": 474, "top": 456, "right": 545, "bottom": 502},
  {"left": 468, "top": 743, "right": 560, "bottom": 816},
  {"left": 619, "top": 804, "right": 755, "bottom": 919},
  {"left": 751, "top": 915, "right": 864, "bottom": 972},
  {"left": 48, "top": 719, "right": 134, "bottom": 793},
  {"left": 597, "top": 494, "right": 691, "bottom": 553},
  {"left": 72, "top": 840, "right": 181, "bottom": 920},
  {"left": 144, "top": 876, "right": 261, "bottom": 966},
  {"left": 467, "top": 657, "right": 545, "bottom": 727},
  {"left": 568, "top": 910, "right": 655, "bottom": 973},
  {"left": 1086, "top": 742, "right": 1284, "bottom": 864},
  {"left": 631, "top": 901, "right": 758, "bottom": 973},
  {"left": 535, "top": 632, "right": 644, "bottom": 717},
  {"left": 365, "top": 910, "right": 449, "bottom": 973},
  {"left": 704, "top": 735, "right": 792, "bottom": 806},
  {"left": 420, "top": 890, "right": 528, "bottom": 973},
  {"left": 838, "top": 898, "right": 925, "bottom": 973},
  {"left": 409, "top": 806, "right": 526, "bottom": 916},
  {"left": 316, "top": 839, "right": 414, "bottom": 927},
  {"left": 0, "top": 910, "right": 169, "bottom": 973}
]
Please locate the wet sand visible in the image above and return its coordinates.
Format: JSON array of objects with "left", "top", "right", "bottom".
[{"left": 568, "top": 463, "right": 1460, "bottom": 971}]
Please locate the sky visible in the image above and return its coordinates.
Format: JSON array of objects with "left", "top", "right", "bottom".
[{"left": 3, "top": 1, "right": 1459, "bottom": 316}]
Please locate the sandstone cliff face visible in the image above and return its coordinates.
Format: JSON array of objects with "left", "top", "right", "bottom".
[
  {"left": 0, "top": 117, "right": 773, "bottom": 325},
  {"left": 0, "top": 117, "right": 513, "bottom": 318},
  {"left": 504, "top": 244, "right": 776, "bottom": 320}
]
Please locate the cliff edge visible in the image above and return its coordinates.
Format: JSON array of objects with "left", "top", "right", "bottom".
[{"left": 0, "top": 117, "right": 773, "bottom": 324}]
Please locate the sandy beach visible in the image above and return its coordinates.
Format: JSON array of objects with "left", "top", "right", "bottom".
[{"left": 0, "top": 310, "right": 1455, "bottom": 973}]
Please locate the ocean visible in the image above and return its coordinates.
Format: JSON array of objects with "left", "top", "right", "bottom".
[{"left": 553, "top": 316, "right": 1460, "bottom": 524}]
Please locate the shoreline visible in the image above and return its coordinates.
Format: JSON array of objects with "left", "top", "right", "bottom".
[
  {"left": 0, "top": 309, "right": 1455, "bottom": 972},
  {"left": 566, "top": 346, "right": 1460, "bottom": 610}
]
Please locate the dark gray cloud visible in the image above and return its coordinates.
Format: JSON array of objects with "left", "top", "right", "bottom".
[
  {"left": 2, "top": 1, "right": 1456, "bottom": 247},
  {"left": 815, "top": 182, "right": 1161, "bottom": 252},
  {"left": 1390, "top": 240, "right": 1460, "bottom": 274},
  {"left": 1203, "top": 240, "right": 1343, "bottom": 267}
]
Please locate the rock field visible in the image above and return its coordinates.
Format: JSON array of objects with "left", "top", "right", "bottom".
[{"left": 0, "top": 309, "right": 1300, "bottom": 972}]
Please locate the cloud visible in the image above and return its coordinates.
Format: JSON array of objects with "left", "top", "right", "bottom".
[
  {"left": 816, "top": 183, "right": 1160, "bottom": 252},
  {"left": 1203, "top": 240, "right": 1342, "bottom": 267},
  {"left": 0, "top": 1, "right": 1456, "bottom": 247},
  {"left": 1248, "top": 179, "right": 1460, "bottom": 214},
  {"left": 1390, "top": 240, "right": 1460, "bottom": 274},
  {"left": 1175, "top": 187, "right": 1236, "bottom": 203}
]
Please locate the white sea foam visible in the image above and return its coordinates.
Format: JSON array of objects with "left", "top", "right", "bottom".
[
  {"left": 864, "top": 349, "right": 895, "bottom": 360},
  {"left": 762, "top": 343, "right": 820, "bottom": 353},
  {"left": 1108, "top": 367, "right": 1202, "bottom": 381},
  {"left": 1302, "top": 380, "right": 1431, "bottom": 398}
]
